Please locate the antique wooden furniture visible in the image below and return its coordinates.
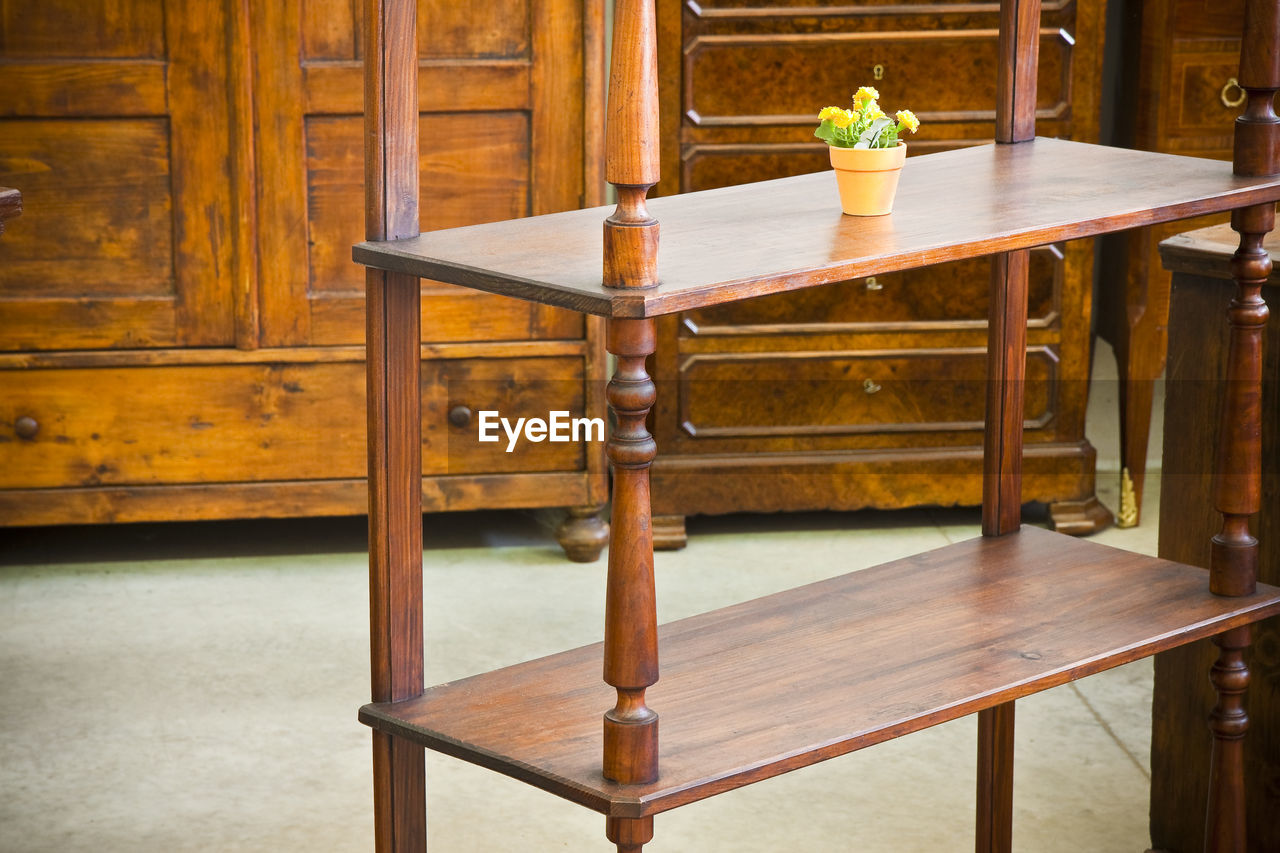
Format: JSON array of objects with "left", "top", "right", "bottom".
[
  {"left": 354, "top": 0, "right": 1280, "bottom": 849},
  {"left": 0, "top": 0, "right": 607, "bottom": 560},
  {"left": 1097, "top": 0, "right": 1247, "bottom": 527},
  {"left": 646, "top": 0, "right": 1111, "bottom": 548},
  {"left": 1148, "top": 224, "right": 1280, "bottom": 852}
]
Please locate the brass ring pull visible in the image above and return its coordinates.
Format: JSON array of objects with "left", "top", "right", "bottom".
[
  {"left": 865, "top": 276, "right": 882, "bottom": 291},
  {"left": 863, "top": 378, "right": 881, "bottom": 394},
  {"left": 1221, "top": 77, "right": 1246, "bottom": 109}
]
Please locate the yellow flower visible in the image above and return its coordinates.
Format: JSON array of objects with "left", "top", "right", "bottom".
[
  {"left": 896, "top": 109, "right": 920, "bottom": 133},
  {"left": 853, "top": 86, "right": 880, "bottom": 108},
  {"left": 818, "top": 106, "right": 841, "bottom": 122},
  {"left": 864, "top": 105, "right": 885, "bottom": 121},
  {"left": 830, "top": 108, "right": 854, "bottom": 129}
]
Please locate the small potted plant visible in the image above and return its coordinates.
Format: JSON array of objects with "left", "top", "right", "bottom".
[{"left": 815, "top": 87, "right": 920, "bottom": 216}]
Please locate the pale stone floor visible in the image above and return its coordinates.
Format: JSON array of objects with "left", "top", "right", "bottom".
[{"left": 1, "top": 345, "right": 1176, "bottom": 851}]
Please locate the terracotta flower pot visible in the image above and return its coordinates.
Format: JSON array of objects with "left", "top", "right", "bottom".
[{"left": 828, "top": 142, "right": 907, "bottom": 216}]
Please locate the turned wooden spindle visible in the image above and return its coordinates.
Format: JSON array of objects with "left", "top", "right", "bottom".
[
  {"left": 602, "top": 318, "right": 660, "bottom": 853},
  {"left": 1205, "top": 4, "right": 1278, "bottom": 849},
  {"left": 600, "top": 7, "right": 663, "bottom": 851},
  {"left": 602, "top": 318, "right": 660, "bottom": 786},
  {"left": 603, "top": 0, "right": 660, "bottom": 290}
]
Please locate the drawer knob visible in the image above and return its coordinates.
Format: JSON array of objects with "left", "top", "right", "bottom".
[
  {"left": 865, "top": 276, "right": 883, "bottom": 291},
  {"left": 863, "top": 379, "right": 882, "bottom": 395},
  {"left": 448, "top": 405, "right": 473, "bottom": 428},
  {"left": 14, "top": 415, "right": 39, "bottom": 440},
  {"left": 1221, "top": 77, "right": 1246, "bottom": 109}
]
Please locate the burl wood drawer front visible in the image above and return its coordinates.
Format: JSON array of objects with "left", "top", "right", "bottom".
[
  {"left": 0, "top": 357, "right": 585, "bottom": 489},
  {"left": 683, "top": 29, "right": 1070, "bottom": 128},
  {"left": 1163, "top": 42, "right": 1241, "bottom": 150},
  {"left": 673, "top": 348, "right": 1056, "bottom": 446},
  {"left": 679, "top": 250, "right": 1061, "bottom": 334}
]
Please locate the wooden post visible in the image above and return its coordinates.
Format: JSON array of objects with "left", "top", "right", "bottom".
[
  {"left": 601, "top": 2, "right": 661, "bottom": 850},
  {"left": 1204, "top": 3, "right": 1279, "bottom": 849},
  {"left": 977, "top": 3, "right": 1040, "bottom": 850},
  {"left": 364, "top": 0, "right": 426, "bottom": 850}
]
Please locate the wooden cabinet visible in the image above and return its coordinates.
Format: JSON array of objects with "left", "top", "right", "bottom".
[
  {"left": 0, "top": 0, "right": 610, "bottom": 559},
  {"left": 1096, "top": 0, "right": 1246, "bottom": 527},
  {"left": 649, "top": 0, "right": 1111, "bottom": 547}
]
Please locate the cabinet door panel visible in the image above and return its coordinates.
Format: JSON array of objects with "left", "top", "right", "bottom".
[
  {"left": 256, "top": 0, "right": 586, "bottom": 347},
  {"left": 0, "top": 0, "right": 238, "bottom": 351}
]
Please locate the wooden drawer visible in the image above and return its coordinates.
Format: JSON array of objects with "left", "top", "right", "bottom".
[
  {"left": 1163, "top": 42, "right": 1242, "bottom": 148},
  {"left": 671, "top": 347, "right": 1057, "bottom": 447},
  {"left": 681, "top": 248, "right": 1061, "bottom": 335},
  {"left": 684, "top": 28, "right": 1071, "bottom": 130},
  {"left": 0, "top": 356, "right": 586, "bottom": 489}
]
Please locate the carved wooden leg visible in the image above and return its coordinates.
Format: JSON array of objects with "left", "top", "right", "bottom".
[
  {"left": 602, "top": 318, "right": 660, "bottom": 787},
  {"left": 651, "top": 514, "right": 687, "bottom": 550},
  {"left": 1116, "top": 375, "right": 1157, "bottom": 528},
  {"left": 1047, "top": 495, "right": 1114, "bottom": 535},
  {"left": 556, "top": 505, "right": 609, "bottom": 562},
  {"left": 606, "top": 816, "right": 655, "bottom": 853}
]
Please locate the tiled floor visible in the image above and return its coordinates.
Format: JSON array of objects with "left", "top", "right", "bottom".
[{"left": 0, "top": 346, "right": 1172, "bottom": 851}]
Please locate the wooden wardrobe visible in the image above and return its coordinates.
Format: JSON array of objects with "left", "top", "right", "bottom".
[{"left": 0, "top": 0, "right": 610, "bottom": 560}]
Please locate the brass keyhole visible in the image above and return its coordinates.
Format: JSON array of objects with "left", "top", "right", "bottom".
[{"left": 872, "top": 64, "right": 885, "bottom": 81}]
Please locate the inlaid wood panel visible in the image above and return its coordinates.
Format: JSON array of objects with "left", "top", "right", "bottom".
[
  {"left": 0, "top": 357, "right": 585, "bottom": 488},
  {"left": 0, "top": 0, "right": 240, "bottom": 351},
  {"left": 682, "top": 249, "right": 1061, "bottom": 333},
  {"left": 673, "top": 347, "right": 1057, "bottom": 446},
  {"left": 684, "top": 30, "right": 1070, "bottom": 127}
]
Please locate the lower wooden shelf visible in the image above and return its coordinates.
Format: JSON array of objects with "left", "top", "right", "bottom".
[{"left": 359, "top": 526, "right": 1280, "bottom": 819}]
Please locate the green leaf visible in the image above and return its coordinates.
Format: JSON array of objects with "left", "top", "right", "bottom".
[{"left": 814, "top": 120, "right": 839, "bottom": 144}]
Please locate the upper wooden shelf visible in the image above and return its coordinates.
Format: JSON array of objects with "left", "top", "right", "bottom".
[
  {"left": 354, "top": 139, "right": 1280, "bottom": 318},
  {"left": 359, "top": 526, "right": 1280, "bottom": 820}
]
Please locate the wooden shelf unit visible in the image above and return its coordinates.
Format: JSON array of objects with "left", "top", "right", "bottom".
[{"left": 354, "top": 0, "right": 1280, "bottom": 850}]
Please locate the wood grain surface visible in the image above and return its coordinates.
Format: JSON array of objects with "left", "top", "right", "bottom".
[
  {"left": 360, "top": 526, "right": 1280, "bottom": 819},
  {"left": 355, "top": 138, "right": 1280, "bottom": 318}
]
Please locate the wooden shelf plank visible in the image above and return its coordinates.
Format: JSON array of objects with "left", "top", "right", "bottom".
[
  {"left": 359, "top": 526, "right": 1280, "bottom": 818},
  {"left": 353, "top": 139, "right": 1280, "bottom": 318}
]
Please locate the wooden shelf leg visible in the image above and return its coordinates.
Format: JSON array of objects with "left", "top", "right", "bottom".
[
  {"left": 1206, "top": 625, "right": 1251, "bottom": 853},
  {"left": 976, "top": 702, "right": 1015, "bottom": 853},
  {"left": 1201, "top": 199, "right": 1272, "bottom": 851},
  {"left": 602, "top": 318, "right": 660, "bottom": 786},
  {"left": 367, "top": 270, "right": 427, "bottom": 851},
  {"left": 1204, "top": 0, "right": 1280, "bottom": 822},
  {"left": 606, "top": 815, "right": 655, "bottom": 853}
]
